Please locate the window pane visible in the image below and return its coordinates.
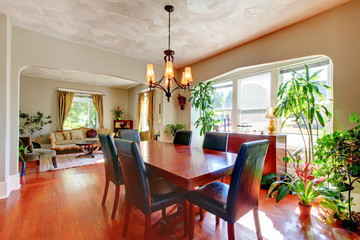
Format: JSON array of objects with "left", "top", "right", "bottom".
[
  {"left": 214, "top": 111, "right": 232, "bottom": 131},
  {"left": 214, "top": 82, "right": 232, "bottom": 110},
  {"left": 238, "top": 72, "right": 271, "bottom": 132},
  {"left": 139, "top": 93, "right": 149, "bottom": 132},
  {"left": 63, "top": 96, "right": 97, "bottom": 130}
]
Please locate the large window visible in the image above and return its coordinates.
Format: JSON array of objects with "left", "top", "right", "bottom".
[
  {"left": 279, "top": 60, "right": 332, "bottom": 148},
  {"left": 238, "top": 72, "right": 271, "bottom": 132},
  {"left": 139, "top": 92, "right": 149, "bottom": 132},
  {"left": 63, "top": 95, "right": 97, "bottom": 130}
]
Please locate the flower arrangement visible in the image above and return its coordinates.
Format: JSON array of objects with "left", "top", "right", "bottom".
[{"left": 113, "top": 107, "right": 124, "bottom": 120}]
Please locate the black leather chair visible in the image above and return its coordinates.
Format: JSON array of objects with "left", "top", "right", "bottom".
[
  {"left": 173, "top": 130, "right": 193, "bottom": 146},
  {"left": 114, "top": 139, "right": 188, "bottom": 239},
  {"left": 98, "top": 134, "right": 124, "bottom": 218},
  {"left": 202, "top": 132, "right": 229, "bottom": 152},
  {"left": 118, "top": 129, "right": 141, "bottom": 142},
  {"left": 188, "top": 140, "right": 270, "bottom": 240}
]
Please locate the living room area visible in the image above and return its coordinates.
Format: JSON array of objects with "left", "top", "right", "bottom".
[{"left": 1, "top": 0, "right": 360, "bottom": 239}]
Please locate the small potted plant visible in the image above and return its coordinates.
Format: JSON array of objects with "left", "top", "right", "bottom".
[
  {"left": 113, "top": 107, "right": 124, "bottom": 120},
  {"left": 164, "top": 124, "right": 186, "bottom": 137}
]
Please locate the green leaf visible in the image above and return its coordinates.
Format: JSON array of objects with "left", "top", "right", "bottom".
[{"left": 276, "top": 184, "right": 291, "bottom": 202}]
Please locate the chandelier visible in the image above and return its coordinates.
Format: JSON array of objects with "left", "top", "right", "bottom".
[{"left": 146, "top": 5, "right": 193, "bottom": 102}]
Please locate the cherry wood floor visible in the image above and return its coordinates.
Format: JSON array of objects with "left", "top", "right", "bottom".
[{"left": 0, "top": 161, "right": 359, "bottom": 240}]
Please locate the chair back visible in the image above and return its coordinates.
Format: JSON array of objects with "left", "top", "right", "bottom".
[
  {"left": 114, "top": 139, "right": 151, "bottom": 215},
  {"left": 226, "top": 140, "right": 269, "bottom": 224},
  {"left": 173, "top": 130, "right": 193, "bottom": 146},
  {"left": 98, "top": 134, "right": 123, "bottom": 185},
  {"left": 202, "top": 132, "right": 229, "bottom": 152},
  {"left": 118, "top": 129, "right": 141, "bottom": 142}
]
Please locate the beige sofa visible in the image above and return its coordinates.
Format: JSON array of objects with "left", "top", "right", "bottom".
[{"left": 49, "top": 127, "right": 115, "bottom": 153}]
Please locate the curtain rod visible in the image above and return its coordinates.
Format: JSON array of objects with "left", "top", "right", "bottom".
[{"left": 57, "top": 88, "right": 105, "bottom": 96}]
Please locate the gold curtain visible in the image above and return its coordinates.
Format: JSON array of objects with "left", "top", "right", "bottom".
[
  {"left": 92, "top": 94, "right": 104, "bottom": 128},
  {"left": 58, "top": 91, "right": 74, "bottom": 130},
  {"left": 146, "top": 90, "right": 155, "bottom": 141}
]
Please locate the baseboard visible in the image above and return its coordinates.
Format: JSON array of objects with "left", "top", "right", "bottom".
[{"left": 0, "top": 173, "right": 20, "bottom": 199}]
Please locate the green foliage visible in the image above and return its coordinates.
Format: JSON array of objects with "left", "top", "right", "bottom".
[
  {"left": 261, "top": 172, "right": 278, "bottom": 189},
  {"left": 18, "top": 139, "right": 28, "bottom": 162},
  {"left": 113, "top": 107, "right": 124, "bottom": 117},
  {"left": 275, "top": 65, "right": 332, "bottom": 162},
  {"left": 63, "top": 101, "right": 97, "bottom": 129},
  {"left": 19, "top": 111, "right": 52, "bottom": 137},
  {"left": 164, "top": 124, "right": 186, "bottom": 136},
  {"left": 189, "top": 81, "right": 220, "bottom": 136}
]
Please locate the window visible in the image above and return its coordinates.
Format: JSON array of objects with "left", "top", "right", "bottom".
[
  {"left": 139, "top": 92, "right": 149, "bottom": 132},
  {"left": 279, "top": 60, "right": 332, "bottom": 148},
  {"left": 238, "top": 72, "right": 271, "bottom": 132},
  {"left": 214, "top": 81, "right": 233, "bottom": 131},
  {"left": 63, "top": 95, "right": 97, "bottom": 130}
]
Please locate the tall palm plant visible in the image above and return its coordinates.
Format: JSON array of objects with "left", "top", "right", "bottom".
[{"left": 275, "top": 65, "right": 332, "bottom": 163}]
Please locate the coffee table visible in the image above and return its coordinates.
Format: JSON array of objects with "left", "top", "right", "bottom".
[{"left": 75, "top": 140, "right": 100, "bottom": 158}]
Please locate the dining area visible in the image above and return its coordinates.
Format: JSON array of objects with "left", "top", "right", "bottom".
[{"left": 99, "top": 130, "right": 270, "bottom": 240}]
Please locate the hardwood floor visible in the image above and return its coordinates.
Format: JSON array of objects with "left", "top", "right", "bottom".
[{"left": 0, "top": 160, "right": 359, "bottom": 239}]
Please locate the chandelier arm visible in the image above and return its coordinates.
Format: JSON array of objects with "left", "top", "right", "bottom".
[
  {"left": 172, "top": 77, "right": 186, "bottom": 88},
  {"left": 169, "top": 85, "right": 184, "bottom": 95}
]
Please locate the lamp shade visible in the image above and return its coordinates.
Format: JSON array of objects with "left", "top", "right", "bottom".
[
  {"left": 265, "top": 106, "right": 275, "bottom": 118},
  {"left": 146, "top": 64, "right": 155, "bottom": 84},
  {"left": 164, "top": 61, "right": 174, "bottom": 80}
]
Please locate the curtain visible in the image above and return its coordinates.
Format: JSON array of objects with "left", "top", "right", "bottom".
[
  {"left": 146, "top": 90, "right": 155, "bottom": 141},
  {"left": 92, "top": 94, "right": 104, "bottom": 128},
  {"left": 137, "top": 90, "right": 154, "bottom": 141},
  {"left": 58, "top": 91, "right": 74, "bottom": 130}
]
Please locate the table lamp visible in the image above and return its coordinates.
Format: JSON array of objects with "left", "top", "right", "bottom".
[{"left": 265, "top": 106, "right": 276, "bottom": 134}]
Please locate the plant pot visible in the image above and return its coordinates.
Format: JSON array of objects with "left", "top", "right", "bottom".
[{"left": 298, "top": 203, "right": 312, "bottom": 216}]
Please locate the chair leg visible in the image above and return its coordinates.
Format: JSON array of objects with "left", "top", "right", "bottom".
[
  {"left": 36, "top": 160, "right": 40, "bottom": 166},
  {"left": 253, "top": 207, "right": 263, "bottom": 240},
  {"left": 102, "top": 179, "right": 110, "bottom": 205},
  {"left": 20, "top": 161, "right": 27, "bottom": 177},
  {"left": 199, "top": 208, "right": 204, "bottom": 220},
  {"left": 162, "top": 208, "right": 166, "bottom": 218},
  {"left": 183, "top": 201, "right": 189, "bottom": 237},
  {"left": 227, "top": 223, "right": 235, "bottom": 240},
  {"left": 52, "top": 156, "right": 57, "bottom": 168},
  {"left": 216, "top": 216, "right": 220, "bottom": 224},
  {"left": 145, "top": 214, "right": 151, "bottom": 240},
  {"left": 188, "top": 203, "right": 195, "bottom": 240},
  {"left": 122, "top": 199, "right": 131, "bottom": 237},
  {"left": 111, "top": 185, "right": 120, "bottom": 218}
]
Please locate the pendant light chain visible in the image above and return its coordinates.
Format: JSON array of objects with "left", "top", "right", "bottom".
[{"left": 168, "top": 10, "right": 171, "bottom": 51}]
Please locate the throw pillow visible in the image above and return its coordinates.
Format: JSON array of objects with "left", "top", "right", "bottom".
[
  {"left": 71, "top": 130, "right": 83, "bottom": 140},
  {"left": 55, "top": 132, "right": 65, "bottom": 141},
  {"left": 62, "top": 131, "right": 71, "bottom": 140},
  {"left": 87, "top": 129, "right": 98, "bottom": 138}
]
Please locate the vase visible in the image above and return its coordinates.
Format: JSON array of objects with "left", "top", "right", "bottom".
[{"left": 298, "top": 203, "right": 312, "bottom": 216}]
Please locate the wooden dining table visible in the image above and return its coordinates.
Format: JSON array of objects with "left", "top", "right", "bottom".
[
  {"left": 138, "top": 141, "right": 238, "bottom": 191},
  {"left": 137, "top": 141, "right": 238, "bottom": 233}
]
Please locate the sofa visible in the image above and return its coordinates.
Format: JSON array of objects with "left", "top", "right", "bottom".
[{"left": 49, "top": 127, "right": 115, "bottom": 153}]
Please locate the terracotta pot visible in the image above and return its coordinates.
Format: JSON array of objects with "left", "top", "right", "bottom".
[{"left": 298, "top": 203, "right": 312, "bottom": 216}]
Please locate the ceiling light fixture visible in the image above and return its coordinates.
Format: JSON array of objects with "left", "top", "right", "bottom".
[{"left": 146, "top": 5, "right": 193, "bottom": 102}]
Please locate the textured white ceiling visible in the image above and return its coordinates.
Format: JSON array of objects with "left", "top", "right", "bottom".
[
  {"left": 21, "top": 67, "right": 140, "bottom": 89},
  {"left": 0, "top": 0, "right": 349, "bottom": 68}
]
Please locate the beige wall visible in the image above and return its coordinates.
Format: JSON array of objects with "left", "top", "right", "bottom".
[
  {"left": 20, "top": 75, "right": 128, "bottom": 144},
  {"left": 187, "top": 0, "right": 360, "bottom": 133}
]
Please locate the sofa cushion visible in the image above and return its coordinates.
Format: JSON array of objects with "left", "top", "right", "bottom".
[
  {"left": 71, "top": 130, "right": 84, "bottom": 140},
  {"left": 87, "top": 129, "right": 98, "bottom": 138},
  {"left": 55, "top": 132, "right": 65, "bottom": 141},
  {"left": 63, "top": 131, "right": 71, "bottom": 140}
]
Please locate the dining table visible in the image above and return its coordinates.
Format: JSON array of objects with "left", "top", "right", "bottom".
[{"left": 137, "top": 141, "right": 238, "bottom": 233}]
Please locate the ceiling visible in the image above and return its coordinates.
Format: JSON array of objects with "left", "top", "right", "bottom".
[{"left": 1, "top": 0, "right": 349, "bottom": 88}]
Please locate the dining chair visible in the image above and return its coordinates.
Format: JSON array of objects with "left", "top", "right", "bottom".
[
  {"left": 202, "top": 132, "right": 229, "bottom": 152},
  {"left": 200, "top": 131, "right": 229, "bottom": 220},
  {"left": 98, "top": 134, "right": 124, "bottom": 218},
  {"left": 118, "top": 129, "right": 141, "bottom": 142},
  {"left": 114, "top": 139, "right": 188, "bottom": 240},
  {"left": 173, "top": 130, "right": 193, "bottom": 146},
  {"left": 188, "top": 140, "right": 270, "bottom": 240}
]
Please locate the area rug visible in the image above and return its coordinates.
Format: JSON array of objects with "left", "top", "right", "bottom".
[{"left": 39, "top": 151, "right": 104, "bottom": 172}]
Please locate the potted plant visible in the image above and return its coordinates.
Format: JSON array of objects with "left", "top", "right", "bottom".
[
  {"left": 19, "top": 111, "right": 52, "bottom": 144},
  {"left": 189, "top": 81, "right": 220, "bottom": 136},
  {"left": 313, "top": 112, "right": 360, "bottom": 230},
  {"left": 275, "top": 65, "right": 332, "bottom": 163},
  {"left": 164, "top": 124, "right": 186, "bottom": 137},
  {"left": 113, "top": 107, "right": 124, "bottom": 120}
]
